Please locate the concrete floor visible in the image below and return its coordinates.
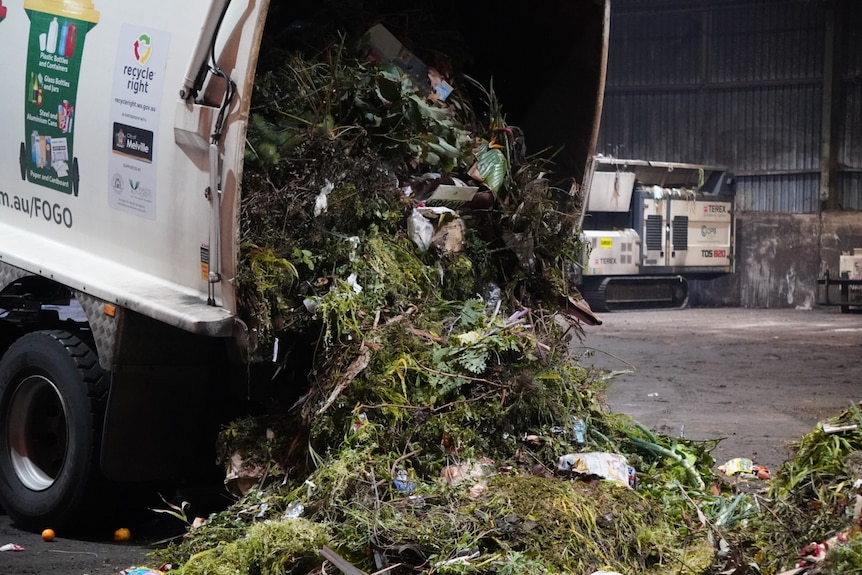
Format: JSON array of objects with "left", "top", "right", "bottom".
[{"left": 575, "top": 306, "right": 862, "bottom": 473}]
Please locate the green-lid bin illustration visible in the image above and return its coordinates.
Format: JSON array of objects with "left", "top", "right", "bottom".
[{"left": 23, "top": 0, "right": 99, "bottom": 195}]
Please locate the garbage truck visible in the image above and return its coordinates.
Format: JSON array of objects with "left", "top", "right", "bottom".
[{"left": 0, "top": 0, "right": 610, "bottom": 529}]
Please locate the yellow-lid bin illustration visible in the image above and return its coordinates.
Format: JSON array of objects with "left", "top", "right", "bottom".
[{"left": 23, "top": 0, "right": 99, "bottom": 196}]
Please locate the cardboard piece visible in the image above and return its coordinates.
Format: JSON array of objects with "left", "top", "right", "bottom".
[
  {"left": 366, "top": 24, "right": 453, "bottom": 101},
  {"left": 423, "top": 184, "right": 479, "bottom": 208}
]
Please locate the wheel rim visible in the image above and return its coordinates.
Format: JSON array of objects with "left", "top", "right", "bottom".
[{"left": 6, "top": 375, "right": 68, "bottom": 491}]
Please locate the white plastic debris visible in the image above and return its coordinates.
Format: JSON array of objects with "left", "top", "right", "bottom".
[
  {"left": 407, "top": 207, "right": 434, "bottom": 251},
  {"left": 347, "top": 273, "right": 363, "bottom": 294},
  {"left": 313, "top": 179, "right": 334, "bottom": 217},
  {"left": 346, "top": 236, "right": 361, "bottom": 261},
  {"left": 284, "top": 501, "right": 305, "bottom": 519}
]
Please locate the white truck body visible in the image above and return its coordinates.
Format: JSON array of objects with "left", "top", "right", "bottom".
[
  {"left": 0, "top": 0, "right": 267, "bottom": 530},
  {"left": 0, "top": 0, "right": 266, "bottom": 346}
]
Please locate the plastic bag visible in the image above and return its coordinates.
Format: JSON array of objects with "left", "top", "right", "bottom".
[
  {"left": 557, "top": 452, "right": 636, "bottom": 488},
  {"left": 407, "top": 208, "right": 434, "bottom": 252}
]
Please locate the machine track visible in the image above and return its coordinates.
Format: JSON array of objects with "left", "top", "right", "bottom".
[{"left": 580, "top": 276, "right": 689, "bottom": 312}]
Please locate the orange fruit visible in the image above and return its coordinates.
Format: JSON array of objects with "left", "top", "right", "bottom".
[
  {"left": 113, "top": 527, "right": 131, "bottom": 542},
  {"left": 41, "top": 528, "right": 55, "bottom": 542}
]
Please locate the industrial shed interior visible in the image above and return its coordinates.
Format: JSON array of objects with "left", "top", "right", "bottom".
[{"left": 598, "top": 0, "right": 861, "bottom": 309}]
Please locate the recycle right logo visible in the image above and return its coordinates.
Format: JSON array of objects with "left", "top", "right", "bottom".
[{"left": 133, "top": 33, "right": 151, "bottom": 64}]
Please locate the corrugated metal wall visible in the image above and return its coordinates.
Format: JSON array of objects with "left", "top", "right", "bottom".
[
  {"left": 598, "top": 0, "right": 858, "bottom": 213},
  {"left": 838, "top": 1, "right": 862, "bottom": 210}
]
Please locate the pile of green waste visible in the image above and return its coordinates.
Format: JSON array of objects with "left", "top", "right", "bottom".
[
  {"left": 737, "top": 405, "right": 862, "bottom": 575},
  {"left": 151, "top": 401, "right": 862, "bottom": 575},
  {"left": 151, "top": 6, "right": 862, "bottom": 574}
]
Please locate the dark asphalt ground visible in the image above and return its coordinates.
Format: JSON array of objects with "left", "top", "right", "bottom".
[{"left": 0, "top": 516, "right": 172, "bottom": 575}]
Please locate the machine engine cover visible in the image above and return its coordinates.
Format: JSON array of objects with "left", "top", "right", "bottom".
[{"left": 581, "top": 229, "right": 641, "bottom": 276}]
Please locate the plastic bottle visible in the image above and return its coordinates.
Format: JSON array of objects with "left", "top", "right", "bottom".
[
  {"left": 572, "top": 417, "right": 586, "bottom": 443},
  {"left": 58, "top": 20, "right": 68, "bottom": 57},
  {"left": 46, "top": 17, "right": 59, "bottom": 54},
  {"left": 64, "top": 23, "right": 77, "bottom": 58},
  {"left": 31, "top": 131, "right": 40, "bottom": 165}
]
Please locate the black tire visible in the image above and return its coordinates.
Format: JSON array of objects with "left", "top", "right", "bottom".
[{"left": 0, "top": 330, "right": 107, "bottom": 532}]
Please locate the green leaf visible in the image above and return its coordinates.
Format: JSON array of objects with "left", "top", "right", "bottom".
[
  {"left": 374, "top": 72, "right": 402, "bottom": 105},
  {"left": 408, "top": 94, "right": 451, "bottom": 122},
  {"left": 475, "top": 145, "right": 507, "bottom": 194},
  {"left": 423, "top": 150, "right": 442, "bottom": 166},
  {"left": 426, "top": 136, "right": 461, "bottom": 159},
  {"left": 457, "top": 348, "right": 488, "bottom": 374},
  {"left": 459, "top": 298, "right": 485, "bottom": 329}
]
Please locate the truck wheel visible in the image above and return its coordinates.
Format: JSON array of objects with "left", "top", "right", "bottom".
[{"left": 0, "top": 330, "right": 107, "bottom": 531}]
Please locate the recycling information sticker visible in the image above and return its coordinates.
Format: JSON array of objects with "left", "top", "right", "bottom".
[{"left": 108, "top": 25, "right": 170, "bottom": 220}]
